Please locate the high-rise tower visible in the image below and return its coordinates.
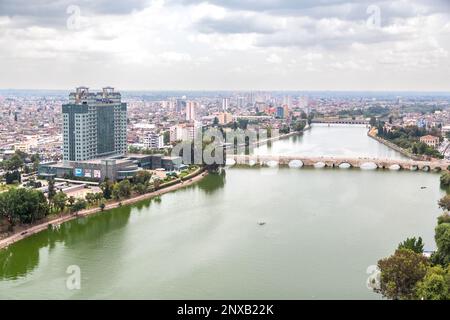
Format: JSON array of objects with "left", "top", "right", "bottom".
[{"left": 62, "top": 87, "right": 127, "bottom": 161}]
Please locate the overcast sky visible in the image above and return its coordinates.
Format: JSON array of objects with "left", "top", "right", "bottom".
[{"left": 0, "top": 0, "right": 449, "bottom": 91}]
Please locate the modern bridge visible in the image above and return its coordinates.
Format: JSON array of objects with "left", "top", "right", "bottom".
[{"left": 227, "top": 154, "right": 450, "bottom": 171}]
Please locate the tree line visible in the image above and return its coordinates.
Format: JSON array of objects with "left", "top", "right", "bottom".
[
  {"left": 376, "top": 124, "right": 443, "bottom": 159},
  {"left": 374, "top": 178, "right": 450, "bottom": 299}
]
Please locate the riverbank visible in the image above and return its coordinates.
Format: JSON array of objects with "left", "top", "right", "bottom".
[
  {"left": 367, "top": 127, "right": 421, "bottom": 160},
  {"left": 0, "top": 168, "right": 207, "bottom": 250}
]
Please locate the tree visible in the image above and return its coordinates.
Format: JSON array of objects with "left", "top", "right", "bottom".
[
  {"left": 163, "top": 131, "right": 170, "bottom": 145},
  {"left": 117, "top": 179, "right": 131, "bottom": 198},
  {"left": 437, "top": 213, "right": 450, "bottom": 225},
  {"left": 438, "top": 195, "right": 450, "bottom": 211},
  {"left": 112, "top": 183, "right": 121, "bottom": 200},
  {"left": 47, "top": 178, "right": 56, "bottom": 201},
  {"left": 134, "top": 170, "right": 152, "bottom": 185},
  {"left": 433, "top": 222, "right": 450, "bottom": 266},
  {"left": 100, "top": 178, "right": 113, "bottom": 199},
  {"left": 440, "top": 172, "right": 450, "bottom": 188},
  {"left": 85, "top": 193, "right": 96, "bottom": 206},
  {"left": 31, "top": 153, "right": 40, "bottom": 172},
  {"left": 0, "top": 188, "right": 50, "bottom": 225},
  {"left": 5, "top": 154, "right": 23, "bottom": 171},
  {"left": 67, "top": 196, "right": 75, "bottom": 207},
  {"left": 134, "top": 183, "right": 147, "bottom": 195},
  {"left": 4, "top": 170, "right": 21, "bottom": 184},
  {"left": 300, "top": 111, "right": 307, "bottom": 119},
  {"left": 412, "top": 144, "right": 418, "bottom": 154},
  {"left": 52, "top": 191, "right": 67, "bottom": 213},
  {"left": 153, "top": 179, "right": 161, "bottom": 191},
  {"left": 71, "top": 199, "right": 87, "bottom": 213},
  {"left": 369, "top": 116, "right": 377, "bottom": 127},
  {"left": 415, "top": 265, "right": 450, "bottom": 300},
  {"left": 213, "top": 117, "right": 219, "bottom": 126},
  {"left": 94, "top": 192, "right": 104, "bottom": 203},
  {"left": 376, "top": 248, "right": 428, "bottom": 300},
  {"left": 398, "top": 237, "right": 424, "bottom": 254}
]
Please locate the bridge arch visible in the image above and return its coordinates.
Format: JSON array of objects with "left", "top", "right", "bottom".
[
  {"left": 338, "top": 162, "right": 351, "bottom": 169},
  {"left": 314, "top": 161, "right": 326, "bottom": 168},
  {"left": 225, "top": 158, "right": 236, "bottom": 166},
  {"left": 288, "top": 160, "right": 304, "bottom": 168},
  {"left": 360, "top": 162, "right": 378, "bottom": 170},
  {"left": 265, "top": 160, "right": 279, "bottom": 168},
  {"left": 388, "top": 164, "right": 401, "bottom": 171}
]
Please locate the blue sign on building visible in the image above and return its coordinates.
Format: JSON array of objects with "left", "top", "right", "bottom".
[{"left": 74, "top": 168, "right": 83, "bottom": 177}]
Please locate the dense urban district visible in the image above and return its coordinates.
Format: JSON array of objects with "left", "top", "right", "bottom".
[{"left": 1, "top": 89, "right": 450, "bottom": 299}]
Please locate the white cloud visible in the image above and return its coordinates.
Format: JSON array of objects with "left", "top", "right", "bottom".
[
  {"left": 0, "top": 0, "right": 449, "bottom": 90},
  {"left": 266, "top": 53, "right": 283, "bottom": 64}
]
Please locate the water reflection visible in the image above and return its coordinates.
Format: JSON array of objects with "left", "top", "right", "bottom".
[
  {"left": 197, "top": 170, "right": 226, "bottom": 195},
  {"left": 0, "top": 206, "right": 132, "bottom": 280}
]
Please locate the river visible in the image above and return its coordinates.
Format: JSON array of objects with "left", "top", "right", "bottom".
[{"left": 0, "top": 125, "right": 444, "bottom": 299}]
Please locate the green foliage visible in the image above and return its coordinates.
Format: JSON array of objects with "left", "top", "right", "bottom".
[
  {"left": 433, "top": 223, "right": 450, "bottom": 266},
  {"left": 415, "top": 265, "right": 450, "bottom": 300},
  {"left": 398, "top": 237, "right": 424, "bottom": 254},
  {"left": 134, "top": 183, "right": 147, "bottom": 195},
  {"left": 71, "top": 199, "right": 87, "bottom": 213},
  {"left": 437, "top": 213, "right": 450, "bottom": 225},
  {"left": 292, "top": 120, "right": 306, "bottom": 132},
  {"left": 133, "top": 170, "right": 152, "bottom": 185},
  {"left": 153, "top": 179, "right": 161, "bottom": 191},
  {"left": 112, "top": 179, "right": 132, "bottom": 200},
  {"left": 4, "top": 170, "right": 21, "bottom": 184},
  {"left": 52, "top": 191, "right": 67, "bottom": 212},
  {"left": 376, "top": 248, "right": 429, "bottom": 300},
  {"left": 438, "top": 195, "right": 450, "bottom": 211},
  {"left": 440, "top": 172, "right": 450, "bottom": 188},
  {"left": 85, "top": 192, "right": 98, "bottom": 205},
  {"left": 47, "top": 178, "right": 56, "bottom": 200},
  {"left": 377, "top": 125, "right": 443, "bottom": 159},
  {"left": 163, "top": 131, "right": 170, "bottom": 145},
  {"left": 4, "top": 154, "right": 24, "bottom": 171},
  {"left": 67, "top": 196, "right": 75, "bottom": 206},
  {"left": 0, "top": 188, "right": 50, "bottom": 225},
  {"left": 100, "top": 178, "right": 113, "bottom": 199}
]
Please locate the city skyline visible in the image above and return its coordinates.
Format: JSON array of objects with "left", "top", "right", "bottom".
[{"left": 0, "top": 0, "right": 449, "bottom": 91}]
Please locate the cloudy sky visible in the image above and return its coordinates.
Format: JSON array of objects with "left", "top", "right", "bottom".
[{"left": 0, "top": 0, "right": 449, "bottom": 91}]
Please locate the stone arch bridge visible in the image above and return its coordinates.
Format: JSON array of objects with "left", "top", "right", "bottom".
[{"left": 228, "top": 155, "right": 450, "bottom": 172}]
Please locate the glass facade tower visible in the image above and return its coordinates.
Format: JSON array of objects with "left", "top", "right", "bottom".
[{"left": 62, "top": 87, "right": 127, "bottom": 161}]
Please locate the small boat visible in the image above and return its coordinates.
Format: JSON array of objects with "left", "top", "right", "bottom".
[
  {"left": 420, "top": 186, "right": 427, "bottom": 189},
  {"left": 258, "top": 222, "right": 266, "bottom": 226}
]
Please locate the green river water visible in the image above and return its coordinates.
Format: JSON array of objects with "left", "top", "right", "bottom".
[{"left": 0, "top": 125, "right": 444, "bottom": 299}]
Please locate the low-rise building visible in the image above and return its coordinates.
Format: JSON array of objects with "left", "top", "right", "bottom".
[
  {"left": 420, "top": 135, "right": 440, "bottom": 148},
  {"left": 143, "top": 132, "right": 164, "bottom": 149},
  {"left": 38, "top": 154, "right": 183, "bottom": 181}
]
